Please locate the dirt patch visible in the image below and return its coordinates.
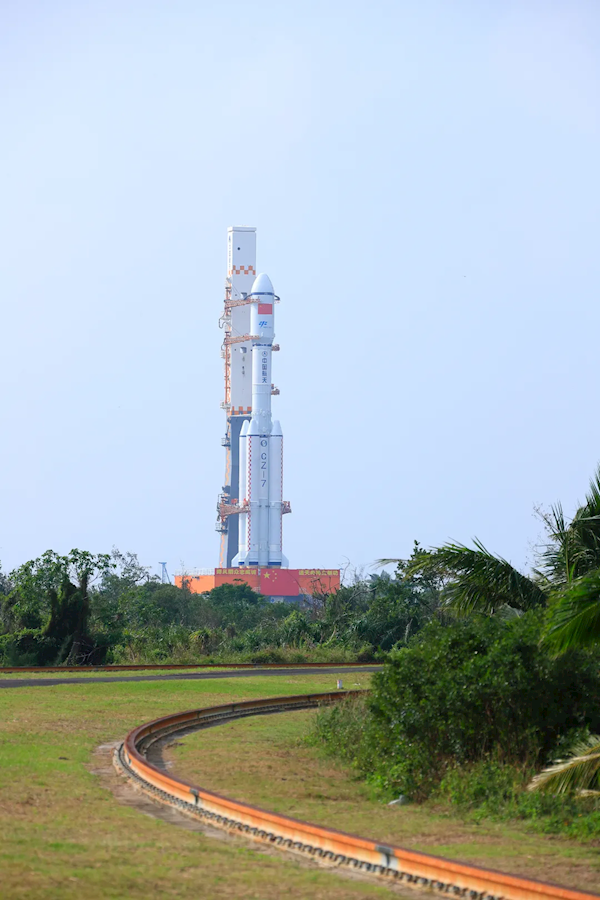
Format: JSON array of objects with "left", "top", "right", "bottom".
[{"left": 91, "top": 742, "right": 230, "bottom": 841}]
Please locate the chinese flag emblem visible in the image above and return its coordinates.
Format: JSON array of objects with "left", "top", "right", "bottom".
[{"left": 258, "top": 303, "right": 273, "bottom": 314}]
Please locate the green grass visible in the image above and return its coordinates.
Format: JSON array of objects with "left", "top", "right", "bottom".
[
  {"left": 3, "top": 671, "right": 599, "bottom": 898},
  {"left": 169, "top": 708, "right": 600, "bottom": 893},
  {"left": 0, "top": 672, "right": 395, "bottom": 900}
]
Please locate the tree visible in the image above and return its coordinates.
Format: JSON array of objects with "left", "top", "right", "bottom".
[
  {"left": 90, "top": 549, "right": 157, "bottom": 638},
  {"left": 380, "top": 467, "right": 600, "bottom": 796},
  {"left": 400, "top": 540, "right": 546, "bottom": 616},
  {"left": 206, "top": 582, "right": 268, "bottom": 630},
  {"left": 0, "top": 563, "right": 10, "bottom": 597},
  {"left": 543, "top": 569, "right": 600, "bottom": 652},
  {"left": 315, "top": 613, "right": 600, "bottom": 802},
  {"left": 381, "top": 467, "right": 600, "bottom": 620},
  {"left": 536, "top": 466, "right": 600, "bottom": 586},
  {"left": 345, "top": 579, "right": 425, "bottom": 650},
  {"left": 4, "top": 550, "right": 114, "bottom": 665},
  {"left": 380, "top": 541, "right": 463, "bottom": 620}
]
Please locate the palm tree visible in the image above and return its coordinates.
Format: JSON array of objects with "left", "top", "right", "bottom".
[
  {"left": 381, "top": 466, "right": 600, "bottom": 796},
  {"left": 528, "top": 733, "right": 600, "bottom": 796},
  {"left": 539, "top": 466, "right": 600, "bottom": 652},
  {"left": 536, "top": 469, "right": 600, "bottom": 586},
  {"left": 381, "top": 465, "right": 600, "bottom": 621},
  {"left": 379, "top": 540, "right": 548, "bottom": 617},
  {"left": 543, "top": 569, "right": 600, "bottom": 651}
]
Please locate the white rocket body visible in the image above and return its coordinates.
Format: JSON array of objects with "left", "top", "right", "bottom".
[{"left": 233, "top": 273, "right": 288, "bottom": 568}]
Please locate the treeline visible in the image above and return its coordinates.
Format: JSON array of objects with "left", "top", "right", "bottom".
[
  {"left": 0, "top": 548, "right": 442, "bottom": 666},
  {"left": 313, "top": 464, "right": 600, "bottom": 826}
]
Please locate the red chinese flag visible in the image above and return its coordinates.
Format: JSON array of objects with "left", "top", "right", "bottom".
[
  {"left": 260, "top": 569, "right": 298, "bottom": 596},
  {"left": 258, "top": 303, "right": 273, "bottom": 314}
]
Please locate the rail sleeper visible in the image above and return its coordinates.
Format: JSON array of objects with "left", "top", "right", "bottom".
[{"left": 115, "top": 691, "right": 600, "bottom": 900}]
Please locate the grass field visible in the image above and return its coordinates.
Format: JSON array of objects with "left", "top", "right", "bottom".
[
  {"left": 0, "top": 670, "right": 394, "bottom": 900},
  {"left": 1, "top": 671, "right": 599, "bottom": 899},
  {"left": 168, "top": 703, "right": 600, "bottom": 893}
]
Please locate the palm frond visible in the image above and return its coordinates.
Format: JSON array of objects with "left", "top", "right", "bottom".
[
  {"left": 529, "top": 734, "right": 600, "bottom": 794},
  {"left": 442, "top": 541, "right": 547, "bottom": 614},
  {"left": 539, "top": 467, "right": 600, "bottom": 584},
  {"left": 583, "top": 464, "right": 600, "bottom": 518},
  {"left": 543, "top": 568, "right": 600, "bottom": 651},
  {"left": 537, "top": 502, "right": 572, "bottom": 585},
  {"left": 382, "top": 542, "right": 547, "bottom": 615}
]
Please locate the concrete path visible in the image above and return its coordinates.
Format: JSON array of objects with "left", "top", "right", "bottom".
[{"left": 0, "top": 665, "right": 381, "bottom": 689}]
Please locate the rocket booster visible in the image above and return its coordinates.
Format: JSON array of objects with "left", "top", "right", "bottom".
[{"left": 233, "top": 273, "right": 288, "bottom": 568}]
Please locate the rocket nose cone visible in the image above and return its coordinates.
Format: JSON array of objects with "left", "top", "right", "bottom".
[
  {"left": 271, "top": 420, "right": 283, "bottom": 436},
  {"left": 250, "top": 273, "right": 274, "bottom": 295},
  {"left": 240, "top": 419, "right": 250, "bottom": 436}
]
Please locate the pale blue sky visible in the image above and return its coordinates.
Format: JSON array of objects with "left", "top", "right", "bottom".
[{"left": 1, "top": 0, "right": 599, "bottom": 578}]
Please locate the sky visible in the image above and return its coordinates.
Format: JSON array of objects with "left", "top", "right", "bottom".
[{"left": 1, "top": 0, "right": 600, "bottom": 580}]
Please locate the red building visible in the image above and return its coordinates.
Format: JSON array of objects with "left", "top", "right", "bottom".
[{"left": 175, "top": 568, "right": 340, "bottom": 601}]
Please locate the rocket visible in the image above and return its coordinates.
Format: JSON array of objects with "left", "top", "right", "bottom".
[{"left": 233, "top": 273, "right": 289, "bottom": 568}]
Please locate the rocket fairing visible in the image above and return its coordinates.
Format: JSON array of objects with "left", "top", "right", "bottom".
[{"left": 232, "top": 273, "right": 288, "bottom": 568}]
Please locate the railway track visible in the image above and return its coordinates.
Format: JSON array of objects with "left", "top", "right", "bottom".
[{"left": 115, "top": 691, "right": 600, "bottom": 900}]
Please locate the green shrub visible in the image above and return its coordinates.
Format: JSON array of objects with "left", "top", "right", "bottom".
[
  {"left": 0, "top": 628, "right": 67, "bottom": 666},
  {"left": 105, "top": 639, "right": 373, "bottom": 666},
  {"left": 435, "top": 759, "right": 600, "bottom": 839},
  {"left": 312, "top": 694, "right": 375, "bottom": 769},
  {"left": 436, "top": 759, "right": 526, "bottom": 809},
  {"left": 314, "top": 612, "right": 600, "bottom": 801}
]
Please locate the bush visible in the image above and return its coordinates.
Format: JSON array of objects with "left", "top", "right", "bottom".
[
  {"left": 437, "top": 759, "right": 526, "bottom": 809},
  {"left": 314, "top": 612, "right": 600, "bottom": 801},
  {"left": 436, "top": 760, "right": 600, "bottom": 839},
  {"left": 312, "top": 694, "right": 375, "bottom": 771}
]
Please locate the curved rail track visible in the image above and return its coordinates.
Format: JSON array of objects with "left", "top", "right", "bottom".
[{"left": 115, "top": 691, "right": 600, "bottom": 900}]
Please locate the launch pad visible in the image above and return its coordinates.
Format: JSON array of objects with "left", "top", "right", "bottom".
[{"left": 175, "top": 568, "right": 340, "bottom": 601}]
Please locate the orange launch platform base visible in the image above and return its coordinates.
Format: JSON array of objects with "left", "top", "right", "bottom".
[{"left": 175, "top": 568, "right": 340, "bottom": 599}]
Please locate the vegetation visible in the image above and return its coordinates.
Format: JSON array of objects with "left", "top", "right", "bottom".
[
  {"left": 0, "top": 550, "right": 113, "bottom": 666},
  {"left": 5, "top": 462, "right": 600, "bottom": 818},
  {"left": 313, "top": 613, "right": 600, "bottom": 800},
  {"left": 312, "top": 463, "right": 600, "bottom": 813},
  {"left": 0, "top": 549, "right": 439, "bottom": 666},
  {"left": 382, "top": 465, "right": 600, "bottom": 637},
  {"left": 0, "top": 672, "right": 398, "bottom": 900},
  {"left": 167, "top": 706, "right": 600, "bottom": 889},
  {"left": 529, "top": 733, "right": 600, "bottom": 796},
  {"left": 3, "top": 672, "right": 600, "bottom": 895}
]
